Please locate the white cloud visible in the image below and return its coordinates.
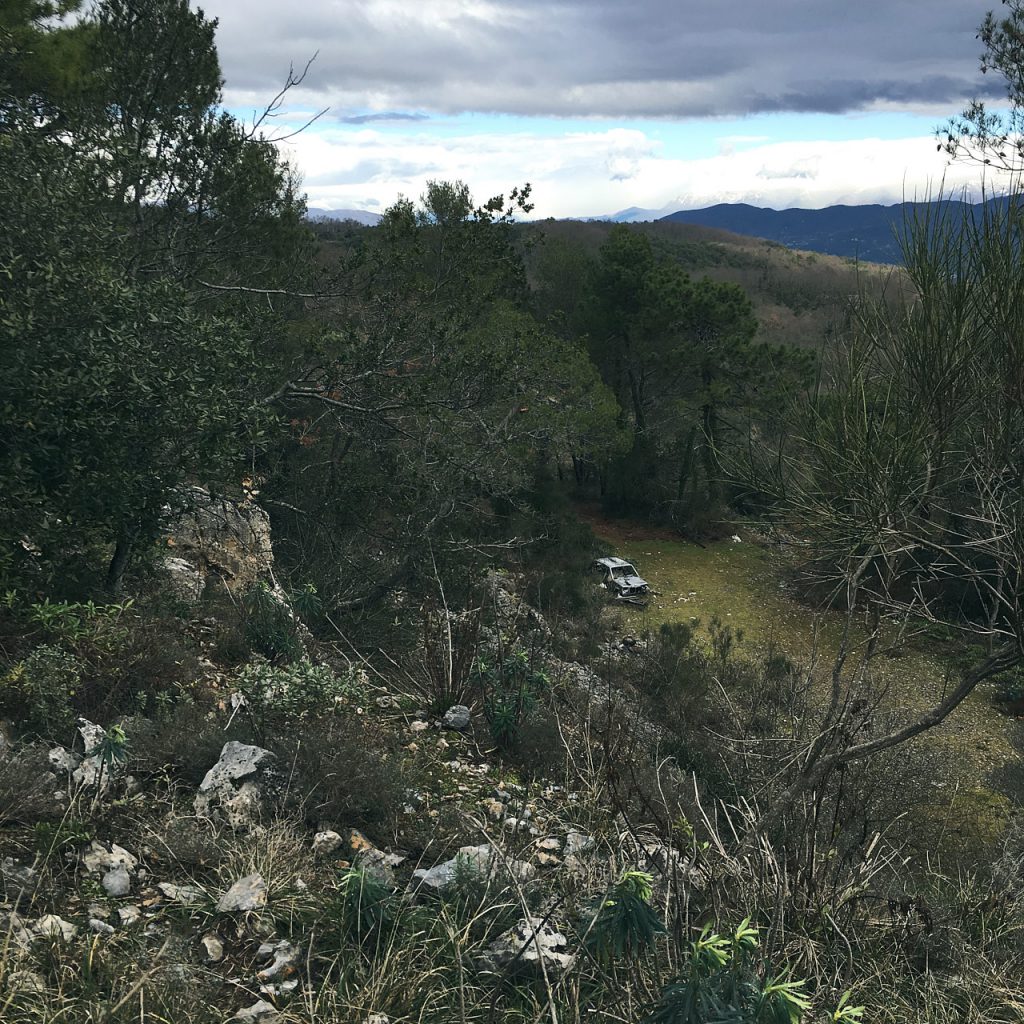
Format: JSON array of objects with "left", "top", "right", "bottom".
[{"left": 277, "top": 125, "right": 992, "bottom": 219}]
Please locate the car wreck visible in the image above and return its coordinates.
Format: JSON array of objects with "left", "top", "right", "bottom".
[{"left": 591, "top": 556, "right": 651, "bottom": 603}]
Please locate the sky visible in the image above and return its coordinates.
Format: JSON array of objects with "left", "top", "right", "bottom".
[{"left": 200, "top": 0, "right": 1010, "bottom": 219}]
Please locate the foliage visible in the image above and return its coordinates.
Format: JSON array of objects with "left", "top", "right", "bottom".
[
  {"left": 471, "top": 647, "right": 550, "bottom": 750},
  {"left": 578, "top": 226, "right": 813, "bottom": 527},
  {"left": 586, "top": 869, "right": 666, "bottom": 963},
  {"left": 26, "top": 598, "right": 133, "bottom": 652},
  {"left": 940, "top": 0, "right": 1024, "bottom": 170},
  {"left": 0, "top": 644, "right": 81, "bottom": 739},
  {"left": 0, "top": 0, "right": 310, "bottom": 593},
  {"left": 235, "top": 657, "right": 365, "bottom": 736},
  {"left": 262, "top": 183, "right": 623, "bottom": 616},
  {"left": 643, "top": 920, "right": 814, "bottom": 1024},
  {"left": 242, "top": 582, "right": 313, "bottom": 662},
  {"left": 742, "top": 189, "right": 1024, "bottom": 803},
  {"left": 328, "top": 866, "right": 397, "bottom": 942}
]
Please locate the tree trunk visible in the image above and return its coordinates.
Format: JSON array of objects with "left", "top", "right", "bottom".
[
  {"left": 677, "top": 423, "right": 699, "bottom": 501},
  {"left": 106, "top": 528, "right": 137, "bottom": 594},
  {"left": 700, "top": 401, "right": 720, "bottom": 505}
]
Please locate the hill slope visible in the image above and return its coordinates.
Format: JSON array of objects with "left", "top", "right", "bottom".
[
  {"left": 659, "top": 198, "right": 1004, "bottom": 264},
  {"left": 527, "top": 218, "right": 895, "bottom": 350}
]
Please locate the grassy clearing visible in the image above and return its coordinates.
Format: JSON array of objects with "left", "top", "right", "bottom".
[{"left": 580, "top": 508, "right": 1024, "bottom": 839}]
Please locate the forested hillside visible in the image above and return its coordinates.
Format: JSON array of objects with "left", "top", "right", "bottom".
[
  {"left": 2, "top": 3, "right": 1023, "bottom": 1024},
  {"left": 658, "top": 198, "right": 1011, "bottom": 264}
]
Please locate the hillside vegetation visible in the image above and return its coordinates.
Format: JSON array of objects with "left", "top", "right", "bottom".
[{"left": 2, "top": 3, "right": 1023, "bottom": 1024}]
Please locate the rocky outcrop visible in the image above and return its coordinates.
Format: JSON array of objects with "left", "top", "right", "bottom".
[
  {"left": 163, "top": 486, "right": 275, "bottom": 600},
  {"left": 194, "top": 741, "right": 279, "bottom": 829}
]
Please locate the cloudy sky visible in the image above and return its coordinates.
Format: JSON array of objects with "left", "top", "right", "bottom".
[{"left": 201, "top": 0, "right": 1007, "bottom": 218}]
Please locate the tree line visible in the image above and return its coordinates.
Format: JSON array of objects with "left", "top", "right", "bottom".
[{"left": 3, "top": 0, "right": 1024, "bottom": 742}]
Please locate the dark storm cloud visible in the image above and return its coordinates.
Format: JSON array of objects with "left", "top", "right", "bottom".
[{"left": 203, "top": 0, "right": 1003, "bottom": 118}]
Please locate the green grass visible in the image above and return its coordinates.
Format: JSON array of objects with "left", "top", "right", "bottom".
[{"left": 583, "top": 512, "right": 1023, "bottom": 834}]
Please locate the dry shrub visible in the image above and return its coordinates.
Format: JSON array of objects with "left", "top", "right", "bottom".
[
  {"left": 275, "top": 715, "right": 410, "bottom": 838},
  {"left": 124, "top": 704, "right": 257, "bottom": 786},
  {"left": 0, "top": 743, "right": 63, "bottom": 825}
]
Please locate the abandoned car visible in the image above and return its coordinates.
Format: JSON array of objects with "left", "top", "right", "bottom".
[{"left": 592, "top": 556, "right": 651, "bottom": 600}]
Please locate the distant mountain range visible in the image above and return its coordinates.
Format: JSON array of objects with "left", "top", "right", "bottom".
[
  {"left": 305, "top": 199, "right": 1009, "bottom": 265},
  {"left": 655, "top": 200, "right": 1007, "bottom": 264},
  {"left": 307, "top": 207, "right": 381, "bottom": 226}
]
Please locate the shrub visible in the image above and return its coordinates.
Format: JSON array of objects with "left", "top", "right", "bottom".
[
  {"left": 242, "top": 581, "right": 316, "bottom": 661},
  {"left": 328, "top": 866, "right": 397, "bottom": 943},
  {"left": 586, "top": 869, "right": 666, "bottom": 963},
  {"left": 0, "top": 644, "right": 81, "bottom": 740},
  {"left": 235, "top": 657, "right": 366, "bottom": 738},
  {"left": 417, "top": 605, "right": 480, "bottom": 713},
  {"left": 125, "top": 703, "right": 256, "bottom": 786},
  {"left": 643, "top": 919, "right": 815, "bottom": 1024},
  {"left": 277, "top": 716, "right": 408, "bottom": 836},
  {"left": 472, "top": 647, "right": 550, "bottom": 751}
]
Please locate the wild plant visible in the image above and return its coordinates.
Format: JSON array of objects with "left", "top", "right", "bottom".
[
  {"left": 586, "top": 868, "right": 666, "bottom": 963},
  {"left": 642, "top": 919, "right": 814, "bottom": 1024}
]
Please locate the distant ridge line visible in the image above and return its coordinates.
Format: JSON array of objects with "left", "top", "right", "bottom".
[{"left": 657, "top": 198, "right": 1009, "bottom": 264}]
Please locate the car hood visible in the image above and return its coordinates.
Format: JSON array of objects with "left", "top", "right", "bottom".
[{"left": 616, "top": 574, "right": 649, "bottom": 588}]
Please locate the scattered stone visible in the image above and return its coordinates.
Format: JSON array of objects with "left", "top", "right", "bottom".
[
  {"left": 1, "top": 857, "right": 39, "bottom": 901},
  {"left": 31, "top": 915, "right": 78, "bottom": 942},
  {"left": 409, "top": 720, "right": 429, "bottom": 734},
  {"left": 232, "top": 999, "right": 281, "bottom": 1022},
  {"left": 194, "top": 741, "right": 279, "bottom": 829},
  {"left": 200, "top": 933, "right": 225, "bottom": 963},
  {"left": 503, "top": 817, "right": 535, "bottom": 834},
  {"left": 118, "top": 905, "right": 142, "bottom": 926},
  {"left": 313, "top": 830, "right": 344, "bottom": 857},
  {"left": 48, "top": 746, "right": 79, "bottom": 774},
  {"left": 82, "top": 841, "right": 138, "bottom": 877},
  {"left": 256, "top": 939, "right": 300, "bottom": 981},
  {"left": 89, "top": 918, "right": 115, "bottom": 935},
  {"left": 157, "top": 881, "right": 205, "bottom": 906},
  {"left": 479, "top": 916, "right": 575, "bottom": 976},
  {"left": 441, "top": 705, "right": 471, "bottom": 731},
  {"left": 564, "top": 831, "right": 595, "bottom": 858},
  {"left": 259, "top": 978, "right": 299, "bottom": 998},
  {"left": 348, "top": 830, "right": 401, "bottom": 886},
  {"left": 412, "top": 844, "right": 535, "bottom": 893},
  {"left": 481, "top": 797, "right": 505, "bottom": 820},
  {"left": 72, "top": 718, "right": 121, "bottom": 790},
  {"left": 1, "top": 908, "right": 33, "bottom": 948},
  {"left": 102, "top": 866, "right": 132, "bottom": 898},
  {"left": 218, "top": 873, "right": 268, "bottom": 913},
  {"left": 6, "top": 970, "right": 47, "bottom": 995}
]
